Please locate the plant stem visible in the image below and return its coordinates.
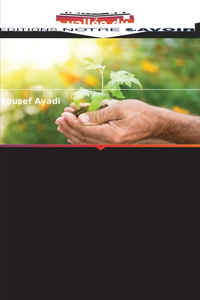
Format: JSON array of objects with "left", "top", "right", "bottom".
[{"left": 99, "top": 67, "right": 104, "bottom": 93}]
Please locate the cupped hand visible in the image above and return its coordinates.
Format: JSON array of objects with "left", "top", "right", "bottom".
[{"left": 55, "top": 99, "right": 160, "bottom": 144}]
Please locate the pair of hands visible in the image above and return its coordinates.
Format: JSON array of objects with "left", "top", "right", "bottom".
[
  {"left": 55, "top": 99, "right": 161, "bottom": 144},
  {"left": 55, "top": 99, "right": 200, "bottom": 144}
]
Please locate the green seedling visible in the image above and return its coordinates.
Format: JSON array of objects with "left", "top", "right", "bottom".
[{"left": 71, "top": 56, "right": 142, "bottom": 112}]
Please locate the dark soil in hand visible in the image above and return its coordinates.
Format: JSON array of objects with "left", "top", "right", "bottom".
[
  {"left": 97, "top": 104, "right": 108, "bottom": 110},
  {"left": 73, "top": 104, "right": 108, "bottom": 118},
  {"left": 73, "top": 105, "right": 90, "bottom": 117}
]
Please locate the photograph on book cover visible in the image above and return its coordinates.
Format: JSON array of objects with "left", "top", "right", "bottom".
[{"left": 0, "top": 0, "right": 200, "bottom": 147}]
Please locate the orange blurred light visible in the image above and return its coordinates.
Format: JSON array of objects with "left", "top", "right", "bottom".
[
  {"left": 141, "top": 60, "right": 159, "bottom": 73},
  {"left": 172, "top": 106, "right": 190, "bottom": 114},
  {"left": 39, "top": 102, "right": 51, "bottom": 112},
  {"left": 175, "top": 59, "right": 185, "bottom": 67},
  {"left": 84, "top": 75, "right": 100, "bottom": 87},
  {"left": 61, "top": 71, "right": 81, "bottom": 84}
]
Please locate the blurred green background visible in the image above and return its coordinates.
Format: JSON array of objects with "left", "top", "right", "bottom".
[{"left": 1, "top": 38, "right": 200, "bottom": 144}]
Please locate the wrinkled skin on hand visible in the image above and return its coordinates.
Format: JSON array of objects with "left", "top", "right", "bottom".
[{"left": 55, "top": 99, "right": 161, "bottom": 144}]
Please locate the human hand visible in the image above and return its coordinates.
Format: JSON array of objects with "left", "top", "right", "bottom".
[{"left": 55, "top": 99, "right": 162, "bottom": 144}]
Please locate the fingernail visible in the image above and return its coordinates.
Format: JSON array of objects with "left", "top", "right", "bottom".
[
  {"left": 79, "top": 114, "right": 89, "bottom": 123},
  {"left": 55, "top": 119, "right": 60, "bottom": 125},
  {"left": 57, "top": 126, "right": 63, "bottom": 133},
  {"left": 68, "top": 139, "right": 73, "bottom": 144}
]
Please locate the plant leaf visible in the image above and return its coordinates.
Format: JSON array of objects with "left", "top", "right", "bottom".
[
  {"left": 71, "top": 88, "right": 91, "bottom": 109},
  {"left": 83, "top": 56, "right": 105, "bottom": 70},
  {"left": 105, "top": 81, "right": 125, "bottom": 99},
  {"left": 89, "top": 92, "right": 110, "bottom": 112},
  {"left": 105, "top": 70, "right": 142, "bottom": 99}
]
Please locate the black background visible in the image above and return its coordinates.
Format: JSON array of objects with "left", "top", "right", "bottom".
[{"left": 1, "top": 147, "right": 199, "bottom": 298}]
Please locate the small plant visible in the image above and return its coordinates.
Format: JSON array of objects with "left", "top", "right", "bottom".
[{"left": 71, "top": 56, "right": 142, "bottom": 113}]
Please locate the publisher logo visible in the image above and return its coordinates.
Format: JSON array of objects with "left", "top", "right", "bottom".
[{"left": 56, "top": 12, "right": 134, "bottom": 25}]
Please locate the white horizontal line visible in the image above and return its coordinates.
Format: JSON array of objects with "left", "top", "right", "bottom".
[{"left": 1, "top": 89, "right": 200, "bottom": 91}]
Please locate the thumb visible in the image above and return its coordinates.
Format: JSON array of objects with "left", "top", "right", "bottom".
[{"left": 78, "top": 105, "right": 115, "bottom": 125}]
